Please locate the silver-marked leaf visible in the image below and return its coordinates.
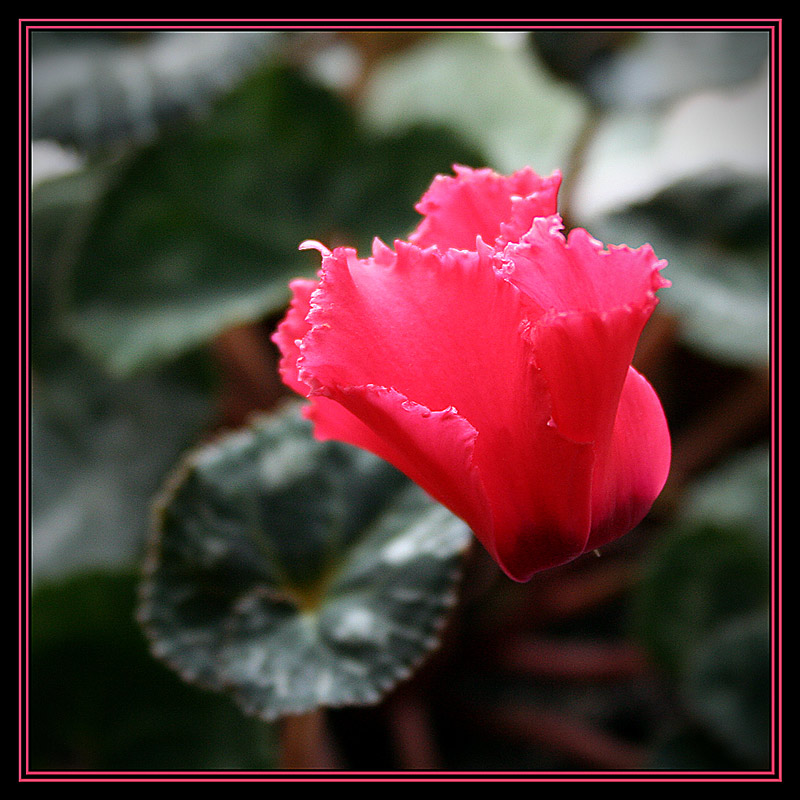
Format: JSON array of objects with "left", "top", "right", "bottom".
[
  {"left": 138, "top": 403, "right": 471, "bottom": 721},
  {"left": 31, "top": 30, "right": 279, "bottom": 150}
]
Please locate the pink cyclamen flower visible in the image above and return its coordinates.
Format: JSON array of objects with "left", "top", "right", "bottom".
[{"left": 273, "top": 165, "right": 671, "bottom": 582}]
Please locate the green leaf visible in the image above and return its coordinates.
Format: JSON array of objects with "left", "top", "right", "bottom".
[
  {"left": 647, "top": 727, "right": 750, "bottom": 771},
  {"left": 31, "top": 30, "right": 280, "bottom": 150},
  {"left": 29, "top": 164, "right": 107, "bottom": 372},
  {"left": 589, "top": 171, "right": 770, "bottom": 367},
  {"left": 682, "top": 609, "right": 771, "bottom": 767},
  {"left": 139, "top": 403, "right": 471, "bottom": 721},
  {"left": 52, "top": 60, "right": 484, "bottom": 377},
  {"left": 580, "top": 30, "right": 769, "bottom": 109},
  {"left": 326, "top": 123, "right": 486, "bottom": 251},
  {"left": 358, "top": 31, "right": 589, "bottom": 176},
  {"left": 32, "top": 358, "right": 212, "bottom": 585},
  {"left": 632, "top": 523, "right": 769, "bottom": 678},
  {"left": 679, "top": 446, "right": 770, "bottom": 548},
  {"left": 30, "top": 570, "right": 278, "bottom": 770},
  {"left": 60, "top": 63, "right": 352, "bottom": 377}
]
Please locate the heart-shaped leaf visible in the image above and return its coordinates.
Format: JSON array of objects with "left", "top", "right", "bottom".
[{"left": 138, "top": 403, "right": 471, "bottom": 721}]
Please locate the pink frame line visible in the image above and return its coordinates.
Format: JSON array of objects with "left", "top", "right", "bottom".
[{"left": 18, "top": 18, "right": 782, "bottom": 783}]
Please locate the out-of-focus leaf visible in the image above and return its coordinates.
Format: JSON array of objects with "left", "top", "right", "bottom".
[
  {"left": 682, "top": 609, "right": 771, "bottom": 767},
  {"left": 31, "top": 30, "right": 281, "bottom": 150},
  {"left": 528, "top": 29, "right": 636, "bottom": 95},
  {"left": 327, "top": 123, "right": 486, "bottom": 251},
  {"left": 633, "top": 441, "right": 772, "bottom": 768},
  {"left": 571, "top": 60, "right": 769, "bottom": 223},
  {"left": 588, "top": 170, "right": 770, "bottom": 367},
  {"left": 31, "top": 359, "right": 212, "bottom": 585},
  {"left": 30, "top": 164, "right": 108, "bottom": 372},
  {"left": 633, "top": 523, "right": 769, "bottom": 678},
  {"left": 580, "top": 30, "right": 769, "bottom": 110},
  {"left": 51, "top": 61, "right": 483, "bottom": 377},
  {"left": 647, "top": 727, "right": 749, "bottom": 771},
  {"left": 358, "top": 31, "right": 589, "bottom": 176},
  {"left": 139, "top": 403, "right": 471, "bottom": 721},
  {"left": 31, "top": 139, "right": 86, "bottom": 186},
  {"left": 30, "top": 570, "right": 278, "bottom": 770},
  {"left": 59, "top": 64, "right": 352, "bottom": 376},
  {"left": 679, "top": 446, "right": 771, "bottom": 548}
]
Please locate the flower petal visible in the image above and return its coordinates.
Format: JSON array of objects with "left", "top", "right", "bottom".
[
  {"left": 500, "top": 218, "right": 669, "bottom": 319},
  {"left": 471, "top": 375, "right": 596, "bottom": 580},
  {"left": 296, "top": 239, "right": 527, "bottom": 423},
  {"left": 587, "top": 366, "right": 671, "bottom": 552},
  {"left": 529, "top": 306, "right": 650, "bottom": 446},
  {"left": 409, "top": 165, "right": 561, "bottom": 251},
  {"left": 274, "top": 166, "right": 671, "bottom": 583},
  {"left": 290, "top": 239, "right": 597, "bottom": 581},
  {"left": 306, "top": 385, "right": 489, "bottom": 539},
  {"left": 272, "top": 277, "right": 318, "bottom": 397},
  {"left": 503, "top": 219, "right": 668, "bottom": 444}
]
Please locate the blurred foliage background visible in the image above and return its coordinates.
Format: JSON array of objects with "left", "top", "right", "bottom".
[{"left": 26, "top": 27, "right": 775, "bottom": 773}]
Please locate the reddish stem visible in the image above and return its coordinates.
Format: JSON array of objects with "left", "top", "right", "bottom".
[
  {"left": 386, "top": 689, "right": 442, "bottom": 770},
  {"left": 451, "top": 701, "right": 648, "bottom": 771},
  {"left": 278, "top": 709, "right": 341, "bottom": 770},
  {"left": 213, "top": 321, "right": 288, "bottom": 427},
  {"left": 493, "top": 636, "right": 651, "bottom": 682}
]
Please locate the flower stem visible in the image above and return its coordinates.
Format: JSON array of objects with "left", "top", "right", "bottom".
[{"left": 278, "top": 709, "right": 340, "bottom": 770}]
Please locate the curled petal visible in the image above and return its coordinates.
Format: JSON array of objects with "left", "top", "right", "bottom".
[
  {"left": 530, "top": 308, "right": 640, "bottom": 445},
  {"left": 504, "top": 219, "right": 668, "bottom": 445},
  {"left": 307, "top": 385, "right": 488, "bottom": 539},
  {"left": 298, "top": 239, "right": 332, "bottom": 256},
  {"left": 409, "top": 164, "right": 561, "bottom": 251},
  {"left": 284, "top": 239, "right": 599, "bottom": 580},
  {"left": 587, "top": 366, "right": 672, "bottom": 552},
  {"left": 272, "top": 277, "right": 318, "bottom": 397},
  {"left": 273, "top": 165, "right": 671, "bottom": 581},
  {"left": 499, "top": 218, "right": 669, "bottom": 319}
]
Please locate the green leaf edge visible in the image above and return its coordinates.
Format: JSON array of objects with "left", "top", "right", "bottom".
[{"left": 136, "top": 402, "right": 472, "bottom": 721}]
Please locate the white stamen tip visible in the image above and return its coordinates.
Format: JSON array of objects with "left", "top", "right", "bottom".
[{"left": 299, "top": 239, "right": 331, "bottom": 256}]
